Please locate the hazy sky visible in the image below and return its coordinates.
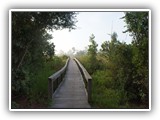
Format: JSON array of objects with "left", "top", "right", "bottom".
[{"left": 51, "top": 12, "right": 132, "bottom": 54}]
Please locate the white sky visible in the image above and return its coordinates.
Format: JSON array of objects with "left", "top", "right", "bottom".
[{"left": 50, "top": 12, "right": 132, "bottom": 54}]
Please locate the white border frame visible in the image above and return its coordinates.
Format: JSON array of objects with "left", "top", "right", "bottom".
[{"left": 9, "top": 9, "right": 151, "bottom": 111}]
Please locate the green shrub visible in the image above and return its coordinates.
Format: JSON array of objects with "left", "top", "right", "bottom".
[
  {"left": 92, "top": 87, "right": 121, "bottom": 108},
  {"left": 92, "top": 70, "right": 113, "bottom": 89}
]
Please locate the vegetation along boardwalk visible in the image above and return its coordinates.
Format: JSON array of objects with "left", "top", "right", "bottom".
[{"left": 51, "top": 58, "right": 91, "bottom": 108}]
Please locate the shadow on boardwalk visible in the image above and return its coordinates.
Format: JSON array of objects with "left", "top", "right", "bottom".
[{"left": 51, "top": 58, "right": 91, "bottom": 108}]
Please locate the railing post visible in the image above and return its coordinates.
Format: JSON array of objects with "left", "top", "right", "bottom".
[
  {"left": 87, "top": 78, "right": 92, "bottom": 102},
  {"left": 48, "top": 77, "right": 53, "bottom": 99}
]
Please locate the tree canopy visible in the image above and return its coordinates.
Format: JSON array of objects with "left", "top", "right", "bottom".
[{"left": 12, "top": 12, "right": 77, "bottom": 72}]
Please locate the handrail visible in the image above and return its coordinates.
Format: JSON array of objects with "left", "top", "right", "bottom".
[
  {"left": 74, "top": 58, "right": 92, "bottom": 102},
  {"left": 48, "top": 58, "right": 70, "bottom": 99}
]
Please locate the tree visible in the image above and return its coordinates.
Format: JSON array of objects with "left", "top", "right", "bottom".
[
  {"left": 44, "top": 43, "right": 55, "bottom": 60},
  {"left": 88, "top": 34, "right": 98, "bottom": 56},
  {"left": 12, "top": 12, "right": 77, "bottom": 101},
  {"left": 100, "top": 32, "right": 134, "bottom": 105},
  {"left": 87, "top": 34, "right": 98, "bottom": 74},
  {"left": 12, "top": 12, "right": 77, "bottom": 71},
  {"left": 123, "top": 12, "right": 149, "bottom": 104},
  {"left": 72, "top": 47, "right": 76, "bottom": 54},
  {"left": 111, "top": 32, "right": 118, "bottom": 43}
]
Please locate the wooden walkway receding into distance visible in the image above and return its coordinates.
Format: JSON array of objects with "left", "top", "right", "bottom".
[{"left": 51, "top": 58, "right": 91, "bottom": 108}]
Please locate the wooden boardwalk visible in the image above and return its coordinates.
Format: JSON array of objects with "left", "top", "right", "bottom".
[{"left": 51, "top": 58, "right": 91, "bottom": 108}]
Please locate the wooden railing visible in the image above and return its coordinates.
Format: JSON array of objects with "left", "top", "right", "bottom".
[
  {"left": 74, "top": 58, "right": 92, "bottom": 102},
  {"left": 48, "top": 58, "right": 70, "bottom": 99}
]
